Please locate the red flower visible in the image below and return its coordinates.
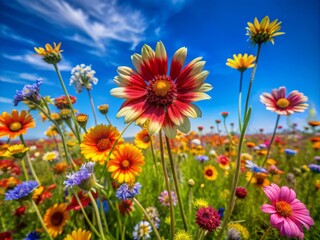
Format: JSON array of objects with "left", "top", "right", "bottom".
[
  {"left": 235, "top": 187, "right": 247, "bottom": 199},
  {"left": 66, "top": 191, "right": 98, "bottom": 211},
  {"left": 110, "top": 42, "right": 212, "bottom": 138},
  {"left": 221, "top": 112, "right": 229, "bottom": 118},
  {"left": 198, "top": 126, "right": 204, "bottom": 131},
  {"left": 0, "top": 231, "right": 12, "bottom": 240},
  {"left": 118, "top": 199, "right": 134, "bottom": 215},
  {"left": 215, "top": 120, "right": 221, "bottom": 124},
  {"left": 0, "top": 160, "right": 21, "bottom": 175},
  {"left": 14, "top": 206, "right": 27, "bottom": 217},
  {"left": 54, "top": 95, "right": 77, "bottom": 109},
  {"left": 196, "top": 206, "right": 221, "bottom": 232}
]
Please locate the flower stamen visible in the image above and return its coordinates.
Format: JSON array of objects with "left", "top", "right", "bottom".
[
  {"left": 97, "top": 138, "right": 111, "bottom": 151},
  {"left": 9, "top": 122, "right": 22, "bottom": 132},
  {"left": 276, "top": 201, "right": 292, "bottom": 217},
  {"left": 276, "top": 98, "right": 290, "bottom": 108}
]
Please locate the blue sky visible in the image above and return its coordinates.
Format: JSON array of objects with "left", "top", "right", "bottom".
[{"left": 0, "top": 0, "right": 319, "bottom": 139}]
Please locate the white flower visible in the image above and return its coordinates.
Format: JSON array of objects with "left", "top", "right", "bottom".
[{"left": 70, "top": 64, "right": 98, "bottom": 93}]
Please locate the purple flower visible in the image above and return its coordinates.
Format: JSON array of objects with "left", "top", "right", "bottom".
[
  {"left": 25, "top": 231, "right": 41, "bottom": 240},
  {"left": 309, "top": 164, "right": 320, "bottom": 173},
  {"left": 14, "top": 79, "right": 43, "bottom": 106},
  {"left": 158, "top": 190, "right": 177, "bottom": 207},
  {"left": 5, "top": 180, "right": 38, "bottom": 200},
  {"left": 195, "top": 155, "right": 209, "bottom": 163},
  {"left": 284, "top": 148, "right": 297, "bottom": 156},
  {"left": 115, "top": 182, "right": 142, "bottom": 200}
]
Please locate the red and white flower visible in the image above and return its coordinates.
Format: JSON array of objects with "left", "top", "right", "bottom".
[
  {"left": 260, "top": 87, "right": 308, "bottom": 116},
  {"left": 110, "top": 42, "right": 212, "bottom": 138}
]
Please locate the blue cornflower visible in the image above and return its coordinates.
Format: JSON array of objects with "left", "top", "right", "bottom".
[
  {"left": 70, "top": 64, "right": 98, "bottom": 93},
  {"left": 25, "top": 231, "right": 41, "bottom": 240},
  {"left": 195, "top": 155, "right": 209, "bottom": 163},
  {"left": 115, "top": 182, "right": 142, "bottom": 200},
  {"left": 96, "top": 198, "right": 110, "bottom": 213},
  {"left": 64, "top": 162, "right": 101, "bottom": 191},
  {"left": 284, "top": 148, "right": 297, "bottom": 155},
  {"left": 309, "top": 164, "right": 320, "bottom": 173},
  {"left": 5, "top": 180, "right": 38, "bottom": 200},
  {"left": 218, "top": 207, "right": 225, "bottom": 218},
  {"left": 14, "top": 79, "right": 43, "bottom": 106},
  {"left": 245, "top": 160, "right": 268, "bottom": 173}
]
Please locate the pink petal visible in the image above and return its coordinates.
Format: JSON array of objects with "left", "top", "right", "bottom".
[
  {"left": 261, "top": 204, "right": 276, "bottom": 214},
  {"left": 263, "top": 184, "right": 280, "bottom": 204},
  {"left": 279, "top": 186, "right": 296, "bottom": 203},
  {"left": 270, "top": 213, "right": 284, "bottom": 225}
]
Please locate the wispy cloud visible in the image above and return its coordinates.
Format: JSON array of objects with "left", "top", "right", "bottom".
[
  {"left": 0, "top": 97, "right": 13, "bottom": 104},
  {"left": 0, "top": 76, "right": 26, "bottom": 85},
  {"left": 2, "top": 53, "right": 72, "bottom": 71},
  {"left": 0, "top": 24, "right": 36, "bottom": 45}
]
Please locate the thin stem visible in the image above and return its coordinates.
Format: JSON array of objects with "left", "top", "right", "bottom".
[
  {"left": 20, "top": 135, "right": 41, "bottom": 184},
  {"left": 159, "top": 131, "right": 174, "bottom": 240},
  {"left": 165, "top": 136, "right": 188, "bottom": 231},
  {"left": 261, "top": 114, "right": 281, "bottom": 167},
  {"left": 53, "top": 63, "right": 81, "bottom": 143},
  {"left": 20, "top": 158, "right": 29, "bottom": 181},
  {"left": 31, "top": 199, "right": 54, "bottom": 240},
  {"left": 99, "top": 198, "right": 109, "bottom": 233},
  {"left": 150, "top": 136, "right": 158, "bottom": 174},
  {"left": 198, "top": 229, "right": 205, "bottom": 240},
  {"left": 133, "top": 198, "right": 162, "bottom": 240},
  {"left": 73, "top": 191, "right": 101, "bottom": 238},
  {"left": 88, "top": 192, "right": 106, "bottom": 240},
  {"left": 238, "top": 71, "right": 244, "bottom": 132},
  {"left": 223, "top": 118, "right": 234, "bottom": 145},
  {"left": 244, "top": 43, "right": 262, "bottom": 116},
  {"left": 87, "top": 89, "right": 98, "bottom": 126}
]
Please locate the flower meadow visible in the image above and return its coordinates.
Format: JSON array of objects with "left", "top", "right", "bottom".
[{"left": 1, "top": 16, "right": 320, "bottom": 240}]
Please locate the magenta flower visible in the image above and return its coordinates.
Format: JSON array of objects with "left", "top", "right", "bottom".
[
  {"left": 261, "top": 184, "right": 314, "bottom": 239},
  {"left": 260, "top": 87, "right": 308, "bottom": 116}
]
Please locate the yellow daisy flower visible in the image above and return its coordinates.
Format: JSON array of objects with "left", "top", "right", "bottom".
[
  {"left": 34, "top": 42, "right": 63, "bottom": 64},
  {"left": 226, "top": 54, "right": 256, "bottom": 72},
  {"left": 44, "top": 203, "right": 69, "bottom": 238},
  {"left": 64, "top": 228, "right": 91, "bottom": 240},
  {"left": 174, "top": 230, "right": 192, "bottom": 240},
  {"left": 134, "top": 129, "right": 152, "bottom": 149},
  {"left": 4, "top": 144, "right": 29, "bottom": 158},
  {"left": 203, "top": 165, "right": 218, "bottom": 181}
]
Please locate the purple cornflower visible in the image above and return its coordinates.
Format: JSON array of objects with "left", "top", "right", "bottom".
[
  {"left": 64, "top": 162, "right": 99, "bottom": 191},
  {"left": 5, "top": 180, "right": 38, "bottom": 200},
  {"left": 14, "top": 79, "right": 43, "bottom": 106},
  {"left": 245, "top": 160, "right": 268, "bottom": 173},
  {"left": 195, "top": 155, "right": 209, "bottom": 163},
  {"left": 115, "top": 182, "right": 142, "bottom": 200},
  {"left": 158, "top": 190, "right": 177, "bottom": 207},
  {"left": 309, "top": 164, "right": 320, "bottom": 173}
]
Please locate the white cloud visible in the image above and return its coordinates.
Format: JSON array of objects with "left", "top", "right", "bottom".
[
  {"left": 0, "top": 97, "right": 13, "bottom": 104},
  {"left": 0, "top": 76, "right": 26, "bottom": 85},
  {"left": 0, "top": 25, "right": 36, "bottom": 45},
  {"left": 2, "top": 53, "right": 72, "bottom": 71},
  {"left": 16, "top": 0, "right": 147, "bottom": 53}
]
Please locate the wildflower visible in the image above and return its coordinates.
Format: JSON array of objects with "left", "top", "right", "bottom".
[
  {"left": 64, "top": 162, "right": 101, "bottom": 191},
  {"left": 110, "top": 41, "right": 212, "bottom": 138},
  {"left": 70, "top": 64, "right": 98, "bottom": 93},
  {"left": 246, "top": 172, "right": 270, "bottom": 188},
  {"left": 144, "top": 207, "right": 160, "bottom": 229},
  {"left": 246, "top": 16, "right": 284, "bottom": 44},
  {"left": 0, "top": 110, "right": 35, "bottom": 139},
  {"left": 198, "top": 126, "right": 204, "bottom": 131},
  {"left": 309, "top": 164, "right": 320, "bottom": 173},
  {"left": 97, "top": 104, "right": 109, "bottom": 114},
  {"left": 246, "top": 142, "right": 256, "bottom": 148},
  {"left": 268, "top": 165, "right": 285, "bottom": 175},
  {"left": 53, "top": 162, "right": 69, "bottom": 174},
  {"left": 76, "top": 113, "right": 88, "bottom": 130},
  {"left": 14, "top": 79, "right": 43, "bottom": 106},
  {"left": 134, "top": 129, "right": 151, "bottom": 149},
  {"left": 132, "top": 221, "right": 152, "bottom": 240},
  {"left": 119, "top": 199, "right": 134, "bottom": 215},
  {"left": 188, "top": 179, "right": 195, "bottom": 187},
  {"left": 235, "top": 186, "right": 247, "bottom": 199},
  {"left": 261, "top": 184, "right": 314, "bottom": 239},
  {"left": 107, "top": 143, "right": 145, "bottom": 183},
  {"left": 284, "top": 148, "right": 297, "bottom": 156},
  {"left": 260, "top": 87, "right": 308, "bottom": 116},
  {"left": 227, "top": 228, "right": 241, "bottom": 240},
  {"left": 215, "top": 119, "right": 221, "bottom": 124},
  {"left": 218, "top": 207, "right": 225, "bottom": 218},
  {"left": 158, "top": 190, "right": 177, "bottom": 207},
  {"left": 14, "top": 206, "right": 27, "bottom": 217},
  {"left": 227, "top": 223, "right": 249, "bottom": 239},
  {"left": 42, "top": 151, "right": 59, "bottom": 162},
  {"left": 0, "top": 160, "right": 21, "bottom": 175},
  {"left": 66, "top": 191, "right": 98, "bottom": 211},
  {"left": 203, "top": 165, "right": 218, "bottom": 180},
  {"left": 44, "top": 203, "right": 69, "bottom": 238},
  {"left": 308, "top": 121, "right": 320, "bottom": 127},
  {"left": 4, "top": 144, "right": 29, "bottom": 159},
  {"left": 245, "top": 160, "right": 268, "bottom": 173},
  {"left": 174, "top": 230, "right": 192, "bottom": 240},
  {"left": 80, "top": 124, "right": 123, "bottom": 163},
  {"left": 195, "top": 155, "right": 209, "bottom": 163},
  {"left": 34, "top": 42, "right": 63, "bottom": 64},
  {"left": 191, "top": 138, "right": 201, "bottom": 146},
  {"left": 226, "top": 54, "right": 256, "bottom": 72},
  {"left": 195, "top": 206, "right": 221, "bottom": 232},
  {"left": 193, "top": 198, "right": 209, "bottom": 209},
  {"left": 216, "top": 155, "right": 230, "bottom": 170},
  {"left": 221, "top": 111, "right": 229, "bottom": 118},
  {"left": 115, "top": 182, "right": 142, "bottom": 200},
  {"left": 5, "top": 180, "right": 38, "bottom": 200},
  {"left": 25, "top": 231, "right": 41, "bottom": 240},
  {"left": 54, "top": 95, "right": 77, "bottom": 109},
  {"left": 32, "top": 185, "right": 56, "bottom": 205},
  {"left": 64, "top": 228, "right": 91, "bottom": 240}
]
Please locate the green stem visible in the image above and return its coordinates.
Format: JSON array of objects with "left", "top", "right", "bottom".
[
  {"left": 88, "top": 192, "right": 106, "bottom": 240},
  {"left": 53, "top": 63, "right": 81, "bottom": 143},
  {"left": 198, "top": 229, "right": 205, "bottom": 240},
  {"left": 20, "top": 135, "right": 41, "bottom": 184},
  {"left": 20, "top": 158, "right": 29, "bottom": 181},
  {"left": 188, "top": 187, "right": 193, "bottom": 229},
  {"left": 150, "top": 136, "right": 158, "bottom": 174},
  {"left": 244, "top": 43, "right": 262, "bottom": 116},
  {"left": 133, "top": 198, "right": 162, "bottom": 240},
  {"left": 99, "top": 197, "right": 109, "bottom": 233},
  {"left": 216, "top": 108, "right": 252, "bottom": 240},
  {"left": 72, "top": 191, "right": 101, "bottom": 238},
  {"left": 261, "top": 114, "right": 281, "bottom": 167},
  {"left": 165, "top": 136, "right": 188, "bottom": 231},
  {"left": 159, "top": 131, "right": 174, "bottom": 240},
  {"left": 260, "top": 226, "right": 272, "bottom": 240},
  {"left": 105, "top": 114, "right": 112, "bottom": 125},
  {"left": 87, "top": 89, "right": 98, "bottom": 126},
  {"left": 31, "top": 199, "right": 54, "bottom": 240},
  {"left": 223, "top": 118, "right": 234, "bottom": 145},
  {"left": 238, "top": 71, "right": 244, "bottom": 132}
]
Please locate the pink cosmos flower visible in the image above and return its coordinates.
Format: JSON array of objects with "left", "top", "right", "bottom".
[
  {"left": 110, "top": 42, "right": 212, "bottom": 138},
  {"left": 260, "top": 87, "right": 308, "bottom": 116},
  {"left": 261, "top": 184, "right": 314, "bottom": 239}
]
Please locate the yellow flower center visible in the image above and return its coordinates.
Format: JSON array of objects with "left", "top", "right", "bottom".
[
  {"left": 153, "top": 79, "right": 171, "bottom": 96},
  {"left": 276, "top": 201, "right": 292, "bottom": 217},
  {"left": 141, "top": 225, "right": 150, "bottom": 235},
  {"left": 97, "top": 138, "right": 111, "bottom": 151},
  {"left": 276, "top": 98, "right": 290, "bottom": 109},
  {"left": 9, "top": 122, "right": 22, "bottom": 132},
  {"left": 121, "top": 160, "right": 130, "bottom": 168}
]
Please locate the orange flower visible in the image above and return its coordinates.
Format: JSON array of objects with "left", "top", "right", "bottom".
[
  {"left": 246, "top": 142, "right": 256, "bottom": 148},
  {"left": 308, "top": 121, "right": 320, "bottom": 127},
  {"left": 134, "top": 129, "right": 151, "bottom": 149},
  {"left": 246, "top": 172, "right": 270, "bottom": 188},
  {"left": 0, "top": 110, "right": 35, "bottom": 139},
  {"left": 44, "top": 203, "right": 69, "bottom": 238},
  {"left": 203, "top": 165, "right": 218, "bottom": 181},
  {"left": 107, "top": 143, "right": 145, "bottom": 183},
  {"left": 80, "top": 124, "right": 124, "bottom": 163}
]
